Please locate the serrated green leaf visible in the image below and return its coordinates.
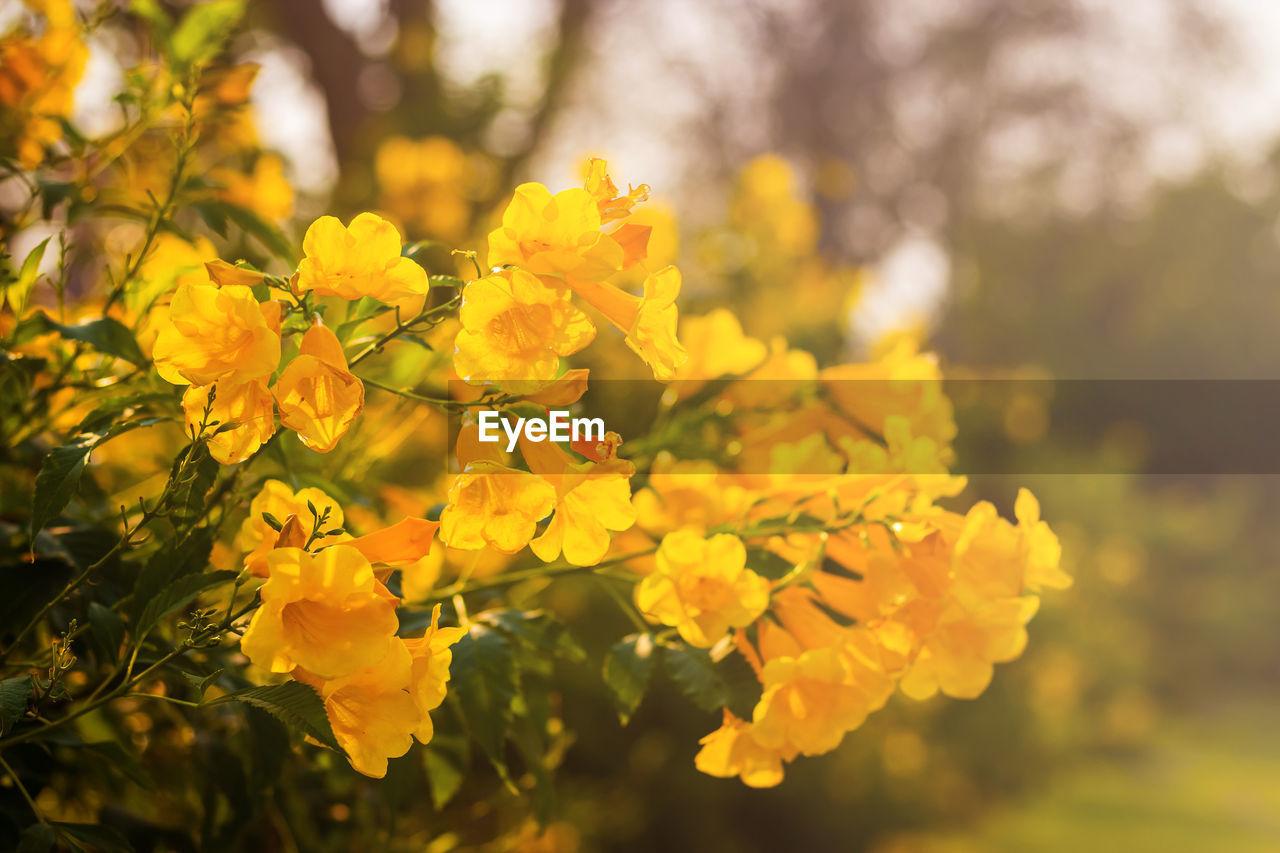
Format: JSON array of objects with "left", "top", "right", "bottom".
[
  {"left": 210, "top": 681, "right": 343, "bottom": 753},
  {"left": 479, "top": 609, "right": 586, "bottom": 663},
  {"left": 602, "top": 632, "right": 656, "bottom": 724},
  {"left": 88, "top": 601, "right": 125, "bottom": 665},
  {"left": 661, "top": 640, "right": 729, "bottom": 712},
  {"left": 136, "top": 569, "right": 236, "bottom": 636},
  {"left": 449, "top": 624, "right": 517, "bottom": 772},
  {"left": 171, "top": 0, "right": 245, "bottom": 66},
  {"left": 129, "top": 526, "right": 213, "bottom": 626},
  {"left": 30, "top": 433, "right": 96, "bottom": 538},
  {"left": 16, "top": 311, "right": 147, "bottom": 366},
  {"left": 0, "top": 675, "right": 33, "bottom": 735}
]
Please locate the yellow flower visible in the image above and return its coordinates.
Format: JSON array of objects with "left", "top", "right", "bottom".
[
  {"left": 275, "top": 323, "right": 365, "bottom": 453},
  {"left": 235, "top": 479, "right": 346, "bottom": 577},
  {"left": 213, "top": 154, "right": 294, "bottom": 222},
  {"left": 296, "top": 213, "right": 429, "bottom": 306},
  {"left": 294, "top": 640, "right": 418, "bottom": 778},
  {"left": 583, "top": 157, "right": 650, "bottom": 223},
  {"left": 241, "top": 545, "right": 399, "bottom": 680},
  {"left": 521, "top": 433, "right": 636, "bottom": 566},
  {"left": 453, "top": 270, "right": 595, "bottom": 385},
  {"left": 439, "top": 422, "right": 557, "bottom": 553},
  {"left": 487, "top": 182, "right": 623, "bottom": 282},
  {"left": 897, "top": 595, "right": 1040, "bottom": 700},
  {"left": 695, "top": 711, "right": 792, "bottom": 789},
  {"left": 570, "top": 266, "right": 688, "bottom": 381},
  {"left": 751, "top": 640, "right": 893, "bottom": 756},
  {"left": 152, "top": 282, "right": 281, "bottom": 387},
  {"left": 0, "top": 0, "right": 86, "bottom": 168},
  {"left": 635, "top": 530, "right": 769, "bottom": 647},
  {"left": 401, "top": 603, "right": 466, "bottom": 743},
  {"left": 181, "top": 377, "right": 275, "bottom": 465},
  {"left": 670, "top": 309, "right": 767, "bottom": 393},
  {"left": 439, "top": 462, "right": 557, "bottom": 554}
]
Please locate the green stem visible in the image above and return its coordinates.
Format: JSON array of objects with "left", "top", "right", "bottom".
[{"left": 0, "top": 753, "right": 46, "bottom": 824}]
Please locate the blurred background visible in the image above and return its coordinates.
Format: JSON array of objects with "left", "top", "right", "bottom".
[{"left": 58, "top": 0, "right": 1280, "bottom": 849}]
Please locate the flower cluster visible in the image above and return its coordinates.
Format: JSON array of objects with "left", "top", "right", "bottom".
[{"left": 235, "top": 480, "right": 461, "bottom": 777}]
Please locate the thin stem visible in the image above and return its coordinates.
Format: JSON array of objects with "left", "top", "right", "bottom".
[
  {"left": 427, "top": 548, "right": 654, "bottom": 602},
  {"left": 0, "top": 753, "right": 46, "bottom": 825},
  {"left": 347, "top": 296, "right": 461, "bottom": 367}
]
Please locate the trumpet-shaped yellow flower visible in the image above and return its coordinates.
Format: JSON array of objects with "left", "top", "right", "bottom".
[
  {"left": 487, "top": 182, "right": 623, "bottom": 282},
  {"left": 402, "top": 603, "right": 466, "bottom": 743},
  {"left": 751, "top": 640, "right": 893, "bottom": 756},
  {"left": 182, "top": 378, "right": 275, "bottom": 465},
  {"left": 521, "top": 433, "right": 636, "bottom": 566},
  {"left": 439, "top": 462, "right": 557, "bottom": 554},
  {"left": 235, "top": 479, "right": 346, "bottom": 577},
  {"left": 570, "top": 266, "right": 688, "bottom": 381},
  {"left": 897, "top": 595, "right": 1040, "bottom": 700},
  {"left": 296, "top": 212, "right": 429, "bottom": 306},
  {"left": 635, "top": 530, "right": 769, "bottom": 647},
  {"left": 275, "top": 323, "right": 365, "bottom": 453},
  {"left": 294, "top": 640, "right": 418, "bottom": 778},
  {"left": 695, "top": 711, "right": 793, "bottom": 789},
  {"left": 453, "top": 270, "right": 595, "bottom": 385},
  {"left": 153, "top": 282, "right": 281, "bottom": 387},
  {"left": 240, "top": 545, "right": 398, "bottom": 679}
]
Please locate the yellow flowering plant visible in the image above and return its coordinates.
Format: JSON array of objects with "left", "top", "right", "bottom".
[{"left": 0, "top": 4, "right": 1071, "bottom": 850}]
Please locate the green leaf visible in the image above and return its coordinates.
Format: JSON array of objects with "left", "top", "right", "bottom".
[
  {"left": 16, "top": 311, "right": 147, "bottom": 366},
  {"left": 0, "top": 675, "right": 33, "bottom": 735},
  {"left": 130, "top": 0, "right": 173, "bottom": 43},
  {"left": 449, "top": 624, "right": 517, "bottom": 772},
  {"left": 129, "top": 526, "right": 214, "bottom": 626},
  {"left": 87, "top": 601, "right": 125, "bottom": 665},
  {"left": 602, "top": 633, "right": 656, "bottom": 724},
  {"left": 746, "top": 546, "right": 799, "bottom": 580},
  {"left": 15, "top": 822, "right": 55, "bottom": 853},
  {"left": 4, "top": 236, "right": 50, "bottom": 312},
  {"left": 170, "top": 0, "right": 245, "bottom": 65},
  {"left": 30, "top": 433, "right": 96, "bottom": 538},
  {"left": 428, "top": 275, "right": 464, "bottom": 289},
  {"left": 72, "top": 739, "right": 155, "bottom": 790},
  {"left": 167, "top": 443, "right": 220, "bottom": 527},
  {"left": 181, "top": 666, "right": 224, "bottom": 698},
  {"left": 210, "top": 681, "right": 343, "bottom": 753},
  {"left": 220, "top": 202, "right": 295, "bottom": 258},
  {"left": 478, "top": 609, "right": 586, "bottom": 663},
  {"left": 661, "top": 640, "right": 729, "bottom": 712},
  {"left": 53, "top": 821, "right": 135, "bottom": 853},
  {"left": 136, "top": 569, "right": 236, "bottom": 636},
  {"left": 424, "top": 729, "right": 470, "bottom": 810}
]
